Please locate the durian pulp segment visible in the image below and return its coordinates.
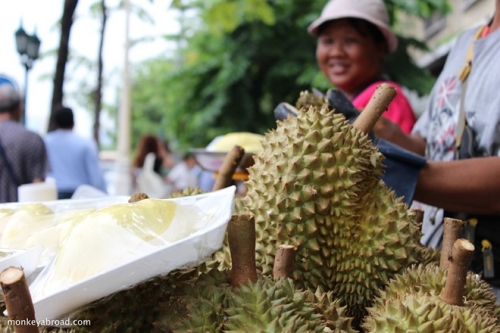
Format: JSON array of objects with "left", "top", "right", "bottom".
[
  {"left": 0, "top": 203, "right": 54, "bottom": 249},
  {"left": 0, "top": 208, "right": 13, "bottom": 220},
  {"left": 34, "top": 199, "right": 210, "bottom": 298},
  {"left": 24, "top": 208, "right": 96, "bottom": 266},
  {"left": 0, "top": 209, "right": 14, "bottom": 241},
  {"left": 0, "top": 248, "right": 17, "bottom": 259}
]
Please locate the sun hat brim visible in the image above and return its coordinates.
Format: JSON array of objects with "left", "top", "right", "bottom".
[{"left": 307, "top": 3, "right": 398, "bottom": 53}]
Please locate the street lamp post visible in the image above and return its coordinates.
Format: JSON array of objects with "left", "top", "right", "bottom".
[{"left": 14, "top": 23, "right": 41, "bottom": 125}]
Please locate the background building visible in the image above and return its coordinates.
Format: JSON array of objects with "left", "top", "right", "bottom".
[{"left": 405, "top": 0, "right": 494, "bottom": 76}]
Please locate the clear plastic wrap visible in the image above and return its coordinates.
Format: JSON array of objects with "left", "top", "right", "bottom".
[
  {"left": 0, "top": 197, "right": 128, "bottom": 267},
  {"left": 26, "top": 186, "right": 235, "bottom": 321}
]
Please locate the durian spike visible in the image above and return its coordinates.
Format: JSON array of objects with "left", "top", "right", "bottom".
[
  {"left": 353, "top": 82, "right": 397, "bottom": 134},
  {"left": 440, "top": 217, "right": 465, "bottom": 270},
  {"left": 0, "top": 267, "right": 38, "bottom": 333},
  {"left": 228, "top": 214, "right": 258, "bottom": 287},
  {"left": 212, "top": 145, "right": 245, "bottom": 191},
  {"left": 440, "top": 238, "right": 475, "bottom": 306},
  {"left": 273, "top": 245, "right": 296, "bottom": 280}
]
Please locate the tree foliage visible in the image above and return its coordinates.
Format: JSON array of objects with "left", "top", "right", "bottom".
[{"left": 130, "top": 0, "right": 449, "bottom": 152}]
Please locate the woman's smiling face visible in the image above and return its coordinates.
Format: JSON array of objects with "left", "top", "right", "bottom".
[{"left": 316, "top": 18, "right": 386, "bottom": 98}]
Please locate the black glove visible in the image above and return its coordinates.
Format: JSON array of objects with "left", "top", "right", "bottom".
[
  {"left": 325, "top": 88, "right": 360, "bottom": 124},
  {"left": 274, "top": 102, "right": 299, "bottom": 121}
]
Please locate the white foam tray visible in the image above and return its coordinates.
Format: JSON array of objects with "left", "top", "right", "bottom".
[
  {"left": 28, "top": 186, "right": 235, "bottom": 321},
  {"left": 0, "top": 246, "right": 42, "bottom": 279}
]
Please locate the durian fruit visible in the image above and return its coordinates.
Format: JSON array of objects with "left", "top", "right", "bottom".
[
  {"left": 295, "top": 90, "right": 329, "bottom": 110},
  {"left": 305, "top": 288, "right": 359, "bottom": 333},
  {"left": 154, "top": 216, "right": 357, "bottom": 333},
  {"left": 243, "top": 105, "right": 429, "bottom": 322},
  {"left": 370, "top": 263, "right": 499, "bottom": 313},
  {"left": 154, "top": 268, "right": 340, "bottom": 333},
  {"left": 362, "top": 239, "right": 500, "bottom": 332},
  {"left": 152, "top": 267, "right": 231, "bottom": 332},
  {"left": 153, "top": 245, "right": 357, "bottom": 333},
  {"left": 223, "top": 275, "right": 334, "bottom": 333}
]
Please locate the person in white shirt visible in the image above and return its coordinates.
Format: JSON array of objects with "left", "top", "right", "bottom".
[{"left": 167, "top": 153, "right": 200, "bottom": 192}]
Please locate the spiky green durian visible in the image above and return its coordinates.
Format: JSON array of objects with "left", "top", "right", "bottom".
[
  {"left": 153, "top": 268, "right": 231, "bottom": 332},
  {"left": 362, "top": 263, "right": 500, "bottom": 332},
  {"left": 295, "top": 90, "right": 328, "bottom": 110},
  {"left": 305, "top": 288, "right": 359, "bottom": 333},
  {"left": 153, "top": 269, "right": 357, "bottom": 333},
  {"left": 243, "top": 105, "right": 429, "bottom": 322},
  {"left": 373, "top": 263, "right": 498, "bottom": 312},
  {"left": 363, "top": 292, "right": 499, "bottom": 333}
]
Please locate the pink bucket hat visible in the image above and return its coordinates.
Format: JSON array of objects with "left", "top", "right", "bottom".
[{"left": 307, "top": 0, "right": 398, "bottom": 52}]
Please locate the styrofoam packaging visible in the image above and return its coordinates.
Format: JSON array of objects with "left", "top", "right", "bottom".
[
  {"left": 18, "top": 181, "right": 57, "bottom": 202},
  {"left": 27, "top": 186, "right": 235, "bottom": 321},
  {"left": 0, "top": 246, "right": 43, "bottom": 278}
]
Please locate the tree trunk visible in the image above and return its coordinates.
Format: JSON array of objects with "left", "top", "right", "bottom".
[
  {"left": 48, "top": 0, "right": 79, "bottom": 132},
  {"left": 93, "top": 0, "right": 107, "bottom": 146}
]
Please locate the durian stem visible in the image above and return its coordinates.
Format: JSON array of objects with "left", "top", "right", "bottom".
[
  {"left": 0, "top": 267, "right": 38, "bottom": 333},
  {"left": 273, "top": 245, "right": 296, "bottom": 279},
  {"left": 440, "top": 239, "right": 475, "bottom": 306},
  {"left": 353, "top": 83, "right": 397, "bottom": 134},
  {"left": 440, "top": 218, "right": 465, "bottom": 270},
  {"left": 228, "top": 214, "right": 258, "bottom": 287},
  {"left": 212, "top": 145, "right": 246, "bottom": 191},
  {"left": 128, "top": 192, "right": 149, "bottom": 203}
]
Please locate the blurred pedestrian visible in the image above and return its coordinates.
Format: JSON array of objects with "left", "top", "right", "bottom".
[
  {"left": 44, "top": 105, "right": 107, "bottom": 199},
  {"left": 132, "top": 134, "right": 176, "bottom": 197},
  {"left": 0, "top": 74, "right": 48, "bottom": 202},
  {"left": 167, "top": 153, "right": 200, "bottom": 192},
  {"left": 132, "top": 135, "right": 175, "bottom": 183}
]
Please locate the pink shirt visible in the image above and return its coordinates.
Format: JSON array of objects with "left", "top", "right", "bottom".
[{"left": 352, "top": 81, "right": 417, "bottom": 134}]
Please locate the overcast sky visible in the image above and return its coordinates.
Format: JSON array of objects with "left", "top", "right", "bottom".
[{"left": 0, "top": 0, "right": 178, "bottom": 139}]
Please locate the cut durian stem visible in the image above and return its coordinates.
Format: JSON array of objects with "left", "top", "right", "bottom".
[
  {"left": 128, "top": 192, "right": 149, "bottom": 203},
  {"left": 228, "top": 214, "right": 258, "bottom": 287},
  {"left": 0, "top": 267, "right": 38, "bottom": 333},
  {"left": 212, "top": 145, "right": 245, "bottom": 191},
  {"left": 441, "top": 238, "right": 475, "bottom": 306},
  {"left": 440, "top": 217, "right": 465, "bottom": 270},
  {"left": 273, "top": 245, "right": 296, "bottom": 279},
  {"left": 353, "top": 82, "right": 397, "bottom": 134}
]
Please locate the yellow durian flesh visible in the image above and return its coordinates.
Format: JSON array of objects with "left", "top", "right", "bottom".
[
  {"left": 34, "top": 198, "right": 211, "bottom": 298},
  {"left": 0, "top": 203, "right": 54, "bottom": 249},
  {"left": 24, "top": 208, "right": 96, "bottom": 266}
]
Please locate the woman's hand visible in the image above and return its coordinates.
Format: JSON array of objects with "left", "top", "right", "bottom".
[{"left": 372, "top": 116, "right": 426, "bottom": 156}]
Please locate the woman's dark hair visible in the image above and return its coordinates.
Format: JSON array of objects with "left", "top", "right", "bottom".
[
  {"left": 134, "top": 135, "right": 160, "bottom": 168},
  {"left": 317, "top": 18, "right": 387, "bottom": 51}
]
